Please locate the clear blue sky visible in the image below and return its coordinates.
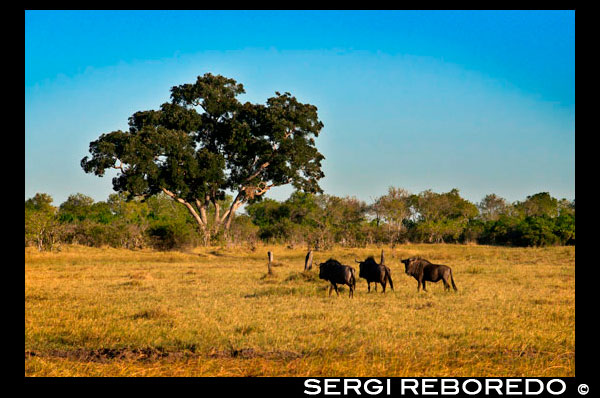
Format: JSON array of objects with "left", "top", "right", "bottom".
[{"left": 25, "top": 10, "right": 575, "bottom": 207}]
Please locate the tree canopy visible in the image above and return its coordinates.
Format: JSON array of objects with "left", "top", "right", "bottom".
[{"left": 81, "top": 73, "right": 325, "bottom": 240}]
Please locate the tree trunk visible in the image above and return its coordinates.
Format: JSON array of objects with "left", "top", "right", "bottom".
[
  {"left": 161, "top": 188, "right": 212, "bottom": 245},
  {"left": 223, "top": 200, "right": 245, "bottom": 233}
]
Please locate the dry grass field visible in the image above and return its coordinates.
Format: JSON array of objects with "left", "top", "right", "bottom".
[{"left": 25, "top": 243, "right": 574, "bottom": 377}]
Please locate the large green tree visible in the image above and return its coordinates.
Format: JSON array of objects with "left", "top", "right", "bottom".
[
  {"left": 81, "top": 73, "right": 325, "bottom": 241},
  {"left": 410, "top": 188, "right": 478, "bottom": 243},
  {"left": 513, "top": 192, "right": 559, "bottom": 218}
]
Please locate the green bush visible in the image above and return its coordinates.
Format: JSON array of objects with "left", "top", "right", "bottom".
[
  {"left": 513, "top": 216, "right": 561, "bottom": 247},
  {"left": 146, "top": 221, "right": 200, "bottom": 251}
]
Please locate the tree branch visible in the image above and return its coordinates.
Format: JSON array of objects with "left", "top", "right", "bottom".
[
  {"left": 244, "top": 128, "right": 294, "bottom": 183},
  {"left": 223, "top": 193, "right": 246, "bottom": 230},
  {"left": 219, "top": 191, "right": 244, "bottom": 226},
  {"left": 253, "top": 182, "right": 274, "bottom": 197},
  {"left": 244, "top": 161, "right": 270, "bottom": 183},
  {"left": 161, "top": 188, "right": 206, "bottom": 231}
]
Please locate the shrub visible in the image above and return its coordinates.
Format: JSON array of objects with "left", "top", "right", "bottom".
[{"left": 146, "top": 222, "right": 200, "bottom": 251}]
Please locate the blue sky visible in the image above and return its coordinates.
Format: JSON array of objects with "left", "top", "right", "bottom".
[{"left": 25, "top": 10, "right": 575, "bottom": 207}]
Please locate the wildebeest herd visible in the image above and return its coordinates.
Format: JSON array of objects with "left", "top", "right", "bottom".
[{"left": 318, "top": 251, "right": 458, "bottom": 298}]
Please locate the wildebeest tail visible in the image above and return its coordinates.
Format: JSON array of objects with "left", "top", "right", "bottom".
[
  {"left": 450, "top": 269, "right": 457, "bottom": 291},
  {"left": 385, "top": 267, "right": 394, "bottom": 291},
  {"left": 350, "top": 268, "right": 356, "bottom": 290}
]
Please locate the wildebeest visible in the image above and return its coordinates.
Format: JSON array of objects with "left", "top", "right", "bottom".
[
  {"left": 401, "top": 257, "right": 457, "bottom": 292},
  {"left": 318, "top": 259, "right": 356, "bottom": 298},
  {"left": 355, "top": 256, "right": 394, "bottom": 293}
]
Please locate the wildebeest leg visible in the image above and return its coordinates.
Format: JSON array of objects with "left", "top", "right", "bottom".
[
  {"left": 416, "top": 279, "right": 420, "bottom": 292},
  {"left": 328, "top": 284, "right": 333, "bottom": 296},
  {"left": 333, "top": 283, "right": 339, "bottom": 296},
  {"left": 422, "top": 280, "right": 427, "bottom": 292},
  {"left": 374, "top": 283, "right": 378, "bottom": 292},
  {"left": 381, "top": 281, "right": 386, "bottom": 293},
  {"left": 349, "top": 284, "right": 353, "bottom": 298},
  {"left": 367, "top": 282, "right": 371, "bottom": 293},
  {"left": 443, "top": 278, "right": 450, "bottom": 291}
]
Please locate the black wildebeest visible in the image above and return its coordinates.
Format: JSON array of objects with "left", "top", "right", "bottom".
[
  {"left": 318, "top": 259, "right": 356, "bottom": 298},
  {"left": 401, "top": 257, "right": 458, "bottom": 292},
  {"left": 355, "top": 256, "right": 394, "bottom": 293}
]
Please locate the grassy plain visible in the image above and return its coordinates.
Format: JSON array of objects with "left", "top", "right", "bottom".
[{"left": 25, "top": 243, "right": 574, "bottom": 377}]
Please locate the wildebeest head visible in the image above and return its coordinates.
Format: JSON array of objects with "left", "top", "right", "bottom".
[{"left": 401, "top": 257, "right": 425, "bottom": 276}]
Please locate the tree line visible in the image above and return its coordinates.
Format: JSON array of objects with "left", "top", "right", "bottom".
[{"left": 25, "top": 188, "right": 574, "bottom": 251}]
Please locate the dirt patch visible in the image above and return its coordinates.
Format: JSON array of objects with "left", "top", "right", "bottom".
[
  {"left": 207, "top": 347, "right": 302, "bottom": 360},
  {"left": 26, "top": 346, "right": 303, "bottom": 362},
  {"left": 25, "top": 347, "right": 174, "bottom": 363}
]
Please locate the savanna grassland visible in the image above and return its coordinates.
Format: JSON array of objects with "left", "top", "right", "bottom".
[{"left": 25, "top": 244, "right": 574, "bottom": 377}]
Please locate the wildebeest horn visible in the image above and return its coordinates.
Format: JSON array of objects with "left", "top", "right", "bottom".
[{"left": 355, "top": 259, "right": 361, "bottom": 263}]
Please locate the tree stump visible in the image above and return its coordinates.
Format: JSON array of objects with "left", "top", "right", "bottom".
[
  {"left": 267, "top": 251, "right": 274, "bottom": 275},
  {"left": 304, "top": 250, "right": 313, "bottom": 271}
]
